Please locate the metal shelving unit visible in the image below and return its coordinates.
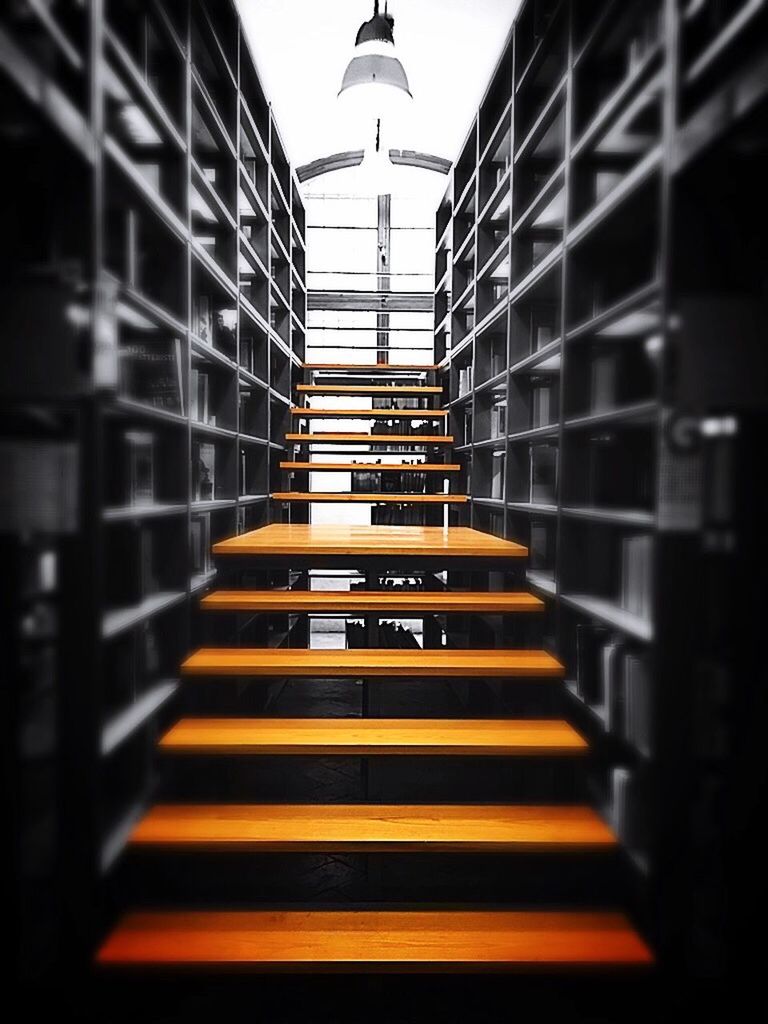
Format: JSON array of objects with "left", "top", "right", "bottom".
[
  {"left": 434, "top": 0, "right": 768, "bottom": 975},
  {"left": 0, "top": 0, "right": 305, "bottom": 972}
]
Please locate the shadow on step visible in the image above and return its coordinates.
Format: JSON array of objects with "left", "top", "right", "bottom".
[
  {"left": 160, "top": 753, "right": 586, "bottom": 803},
  {"left": 72, "top": 971, "right": 737, "bottom": 1024},
  {"left": 112, "top": 852, "right": 624, "bottom": 907}
]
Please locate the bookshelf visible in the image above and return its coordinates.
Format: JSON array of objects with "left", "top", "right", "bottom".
[
  {"left": 434, "top": 0, "right": 768, "bottom": 975},
  {"left": 1, "top": 0, "right": 304, "bottom": 970}
]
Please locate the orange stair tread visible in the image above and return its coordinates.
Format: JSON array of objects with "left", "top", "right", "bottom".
[
  {"left": 291, "top": 408, "right": 448, "bottom": 417},
  {"left": 97, "top": 909, "right": 653, "bottom": 968},
  {"left": 180, "top": 647, "right": 564, "bottom": 678},
  {"left": 271, "top": 492, "right": 468, "bottom": 503},
  {"left": 200, "top": 589, "right": 543, "bottom": 613},
  {"left": 159, "top": 717, "right": 587, "bottom": 755},
  {"left": 296, "top": 385, "right": 443, "bottom": 394},
  {"left": 285, "top": 433, "right": 454, "bottom": 443},
  {"left": 129, "top": 803, "right": 616, "bottom": 851},
  {"left": 212, "top": 524, "right": 528, "bottom": 558},
  {"left": 279, "top": 462, "right": 460, "bottom": 472},
  {"left": 303, "top": 363, "right": 439, "bottom": 371}
]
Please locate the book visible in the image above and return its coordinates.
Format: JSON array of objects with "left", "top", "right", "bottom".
[
  {"left": 623, "top": 653, "right": 653, "bottom": 757},
  {"left": 119, "top": 336, "right": 183, "bottom": 413},
  {"left": 139, "top": 621, "right": 160, "bottom": 677},
  {"left": 214, "top": 307, "right": 237, "bottom": 353},
  {"left": 240, "top": 336, "right": 255, "bottom": 374},
  {"left": 601, "top": 638, "right": 624, "bottom": 730},
  {"left": 93, "top": 273, "right": 120, "bottom": 389},
  {"left": 190, "top": 369, "right": 209, "bottom": 424},
  {"left": 463, "top": 409, "right": 473, "bottom": 447},
  {"left": 195, "top": 295, "right": 212, "bottom": 344},
  {"left": 491, "top": 451, "right": 504, "bottom": 499},
  {"left": 190, "top": 514, "right": 212, "bottom": 576},
  {"left": 591, "top": 352, "right": 617, "bottom": 411},
  {"left": 240, "top": 447, "right": 252, "bottom": 495},
  {"left": 575, "top": 623, "right": 610, "bottom": 703},
  {"left": 126, "top": 209, "right": 139, "bottom": 288},
  {"left": 532, "top": 382, "right": 548, "bottom": 425},
  {"left": 530, "top": 443, "right": 557, "bottom": 504},
  {"left": 194, "top": 442, "right": 216, "bottom": 502},
  {"left": 124, "top": 430, "right": 155, "bottom": 506},
  {"left": 490, "top": 399, "right": 507, "bottom": 438},
  {"left": 190, "top": 369, "right": 198, "bottom": 421},
  {"left": 619, "top": 534, "right": 653, "bottom": 620},
  {"left": 609, "top": 767, "right": 633, "bottom": 845},
  {"left": 529, "top": 521, "right": 550, "bottom": 571},
  {"left": 138, "top": 525, "right": 158, "bottom": 597}
]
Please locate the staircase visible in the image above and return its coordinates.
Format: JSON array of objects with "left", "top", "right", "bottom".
[{"left": 97, "top": 360, "right": 652, "bottom": 972}]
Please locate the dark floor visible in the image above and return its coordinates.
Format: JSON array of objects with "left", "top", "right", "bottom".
[{"left": 30, "top": 969, "right": 746, "bottom": 1024}]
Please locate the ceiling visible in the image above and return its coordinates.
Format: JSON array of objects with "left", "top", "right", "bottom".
[{"left": 236, "top": 0, "right": 521, "bottom": 204}]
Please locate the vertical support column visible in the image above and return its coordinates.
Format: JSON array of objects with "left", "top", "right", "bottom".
[
  {"left": 377, "top": 194, "right": 391, "bottom": 364},
  {"left": 362, "top": 565, "right": 383, "bottom": 888},
  {"left": 552, "top": 0, "right": 575, "bottom": 653},
  {"left": 58, "top": 0, "right": 106, "bottom": 970}
]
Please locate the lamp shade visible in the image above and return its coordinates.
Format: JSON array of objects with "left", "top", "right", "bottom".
[
  {"left": 338, "top": 2, "right": 412, "bottom": 124},
  {"left": 339, "top": 53, "right": 411, "bottom": 99}
]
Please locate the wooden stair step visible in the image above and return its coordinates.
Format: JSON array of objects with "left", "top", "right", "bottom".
[
  {"left": 97, "top": 909, "right": 653, "bottom": 969},
  {"left": 181, "top": 647, "right": 564, "bottom": 678},
  {"left": 303, "top": 363, "right": 439, "bottom": 372},
  {"left": 297, "top": 385, "right": 443, "bottom": 395},
  {"left": 271, "top": 492, "right": 468, "bottom": 504},
  {"left": 201, "top": 590, "right": 543, "bottom": 614},
  {"left": 285, "top": 433, "right": 454, "bottom": 444},
  {"left": 291, "top": 408, "right": 448, "bottom": 418},
  {"left": 160, "top": 717, "right": 587, "bottom": 756},
  {"left": 128, "top": 803, "right": 615, "bottom": 852},
  {"left": 280, "top": 462, "right": 461, "bottom": 472},
  {"left": 212, "top": 524, "right": 528, "bottom": 558}
]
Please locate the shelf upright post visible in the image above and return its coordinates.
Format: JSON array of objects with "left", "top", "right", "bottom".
[
  {"left": 551, "top": 0, "right": 575, "bottom": 649},
  {"left": 58, "top": 0, "right": 106, "bottom": 970}
]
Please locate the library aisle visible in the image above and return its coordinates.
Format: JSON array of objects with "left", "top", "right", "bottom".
[
  {"left": 3, "top": 0, "right": 767, "bottom": 1019},
  {"left": 96, "top": 358, "right": 652, "bottom": 972}
]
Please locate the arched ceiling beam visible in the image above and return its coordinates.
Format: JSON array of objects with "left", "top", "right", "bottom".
[
  {"left": 388, "top": 150, "right": 451, "bottom": 174},
  {"left": 297, "top": 150, "right": 451, "bottom": 183},
  {"left": 297, "top": 151, "right": 364, "bottom": 182}
]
